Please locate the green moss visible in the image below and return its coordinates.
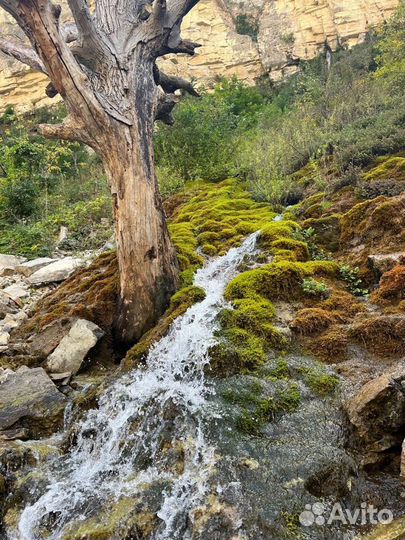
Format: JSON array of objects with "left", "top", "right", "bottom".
[
  {"left": 179, "top": 268, "right": 195, "bottom": 288},
  {"left": 266, "top": 357, "right": 290, "bottom": 379},
  {"left": 299, "top": 367, "right": 340, "bottom": 396},
  {"left": 196, "top": 231, "right": 220, "bottom": 244},
  {"left": 201, "top": 243, "right": 218, "bottom": 256},
  {"left": 170, "top": 286, "right": 206, "bottom": 309},
  {"left": 223, "top": 380, "right": 301, "bottom": 435},
  {"left": 363, "top": 155, "right": 405, "bottom": 182},
  {"left": 271, "top": 238, "right": 309, "bottom": 261},
  {"left": 209, "top": 328, "right": 267, "bottom": 374}
]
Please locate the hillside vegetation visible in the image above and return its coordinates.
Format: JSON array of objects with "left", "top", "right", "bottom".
[{"left": 0, "top": 4, "right": 403, "bottom": 257}]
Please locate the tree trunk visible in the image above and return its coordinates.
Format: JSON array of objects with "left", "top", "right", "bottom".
[{"left": 105, "top": 123, "right": 178, "bottom": 346}]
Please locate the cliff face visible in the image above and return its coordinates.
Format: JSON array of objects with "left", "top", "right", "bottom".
[{"left": 0, "top": 0, "right": 400, "bottom": 112}]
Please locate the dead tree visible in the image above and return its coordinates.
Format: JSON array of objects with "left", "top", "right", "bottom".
[{"left": 0, "top": 0, "right": 202, "bottom": 345}]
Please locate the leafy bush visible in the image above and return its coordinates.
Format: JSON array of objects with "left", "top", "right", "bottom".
[
  {"left": 339, "top": 265, "right": 369, "bottom": 296},
  {"left": 155, "top": 78, "right": 265, "bottom": 182},
  {"left": 301, "top": 278, "right": 329, "bottom": 299}
]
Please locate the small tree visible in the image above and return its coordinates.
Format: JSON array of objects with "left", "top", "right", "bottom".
[{"left": 0, "top": 0, "right": 202, "bottom": 344}]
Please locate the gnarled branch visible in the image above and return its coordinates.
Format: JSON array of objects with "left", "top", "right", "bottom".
[
  {"left": 35, "top": 116, "right": 90, "bottom": 144},
  {"left": 0, "top": 36, "right": 46, "bottom": 73},
  {"left": 155, "top": 91, "right": 179, "bottom": 124},
  {"left": 156, "top": 68, "right": 200, "bottom": 97}
]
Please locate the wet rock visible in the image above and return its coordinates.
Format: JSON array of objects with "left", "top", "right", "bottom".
[
  {"left": 2, "top": 284, "right": 30, "bottom": 301},
  {"left": 356, "top": 516, "right": 405, "bottom": 540},
  {"left": 45, "top": 319, "right": 104, "bottom": 375},
  {"left": 16, "top": 257, "right": 55, "bottom": 277},
  {"left": 368, "top": 252, "right": 405, "bottom": 279},
  {"left": 28, "top": 257, "right": 83, "bottom": 285},
  {"left": 345, "top": 367, "right": 405, "bottom": 452},
  {"left": 0, "top": 367, "right": 68, "bottom": 438}
]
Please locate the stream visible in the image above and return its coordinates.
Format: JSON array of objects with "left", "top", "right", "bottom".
[{"left": 13, "top": 233, "right": 260, "bottom": 540}]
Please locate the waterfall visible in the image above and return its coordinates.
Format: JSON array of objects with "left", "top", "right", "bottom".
[{"left": 15, "top": 232, "right": 259, "bottom": 540}]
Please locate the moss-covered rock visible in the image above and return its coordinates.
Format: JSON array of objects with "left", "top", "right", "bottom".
[{"left": 363, "top": 155, "right": 405, "bottom": 183}]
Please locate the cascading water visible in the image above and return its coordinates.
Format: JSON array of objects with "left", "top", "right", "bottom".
[{"left": 14, "top": 232, "right": 259, "bottom": 540}]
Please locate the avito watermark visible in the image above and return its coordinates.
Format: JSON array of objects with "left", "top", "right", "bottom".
[{"left": 299, "top": 502, "right": 393, "bottom": 527}]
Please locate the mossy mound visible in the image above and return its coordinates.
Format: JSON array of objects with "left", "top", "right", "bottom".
[
  {"left": 225, "top": 260, "right": 338, "bottom": 303},
  {"left": 169, "top": 179, "right": 277, "bottom": 275},
  {"left": 308, "top": 328, "right": 349, "bottom": 363},
  {"left": 349, "top": 315, "right": 405, "bottom": 356},
  {"left": 302, "top": 214, "right": 342, "bottom": 252},
  {"left": 20, "top": 251, "right": 118, "bottom": 335},
  {"left": 363, "top": 155, "right": 405, "bottom": 183},
  {"left": 270, "top": 238, "right": 309, "bottom": 261},
  {"left": 341, "top": 195, "right": 405, "bottom": 249},
  {"left": 371, "top": 265, "right": 405, "bottom": 305},
  {"left": 290, "top": 308, "right": 336, "bottom": 335}
]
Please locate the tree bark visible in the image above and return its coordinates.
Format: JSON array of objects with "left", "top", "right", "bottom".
[
  {"left": 104, "top": 121, "right": 178, "bottom": 345},
  {"left": 0, "top": 0, "right": 201, "bottom": 346}
]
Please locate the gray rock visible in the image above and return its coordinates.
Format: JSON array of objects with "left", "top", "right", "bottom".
[
  {"left": 0, "top": 332, "right": 10, "bottom": 346},
  {"left": 45, "top": 319, "right": 104, "bottom": 375},
  {"left": 368, "top": 252, "right": 405, "bottom": 278},
  {"left": 28, "top": 257, "right": 83, "bottom": 285},
  {"left": 0, "top": 292, "right": 19, "bottom": 318},
  {"left": 2, "top": 283, "right": 30, "bottom": 301},
  {"left": 16, "top": 257, "right": 55, "bottom": 277},
  {"left": 0, "top": 254, "right": 26, "bottom": 272},
  {"left": 0, "top": 367, "right": 68, "bottom": 437}
]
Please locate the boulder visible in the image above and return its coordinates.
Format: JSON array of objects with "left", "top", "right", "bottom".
[
  {"left": 368, "top": 252, "right": 405, "bottom": 279},
  {"left": 28, "top": 319, "right": 74, "bottom": 359},
  {"left": 401, "top": 438, "right": 405, "bottom": 484},
  {"left": 2, "top": 284, "right": 30, "bottom": 301},
  {"left": 16, "top": 257, "right": 55, "bottom": 277},
  {"left": 28, "top": 257, "right": 83, "bottom": 285},
  {"left": 345, "top": 367, "right": 405, "bottom": 451},
  {"left": 0, "top": 254, "right": 26, "bottom": 274},
  {"left": 0, "top": 367, "right": 68, "bottom": 437},
  {"left": 45, "top": 319, "right": 104, "bottom": 375}
]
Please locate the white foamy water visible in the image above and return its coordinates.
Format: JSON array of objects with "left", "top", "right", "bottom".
[{"left": 15, "top": 232, "right": 259, "bottom": 540}]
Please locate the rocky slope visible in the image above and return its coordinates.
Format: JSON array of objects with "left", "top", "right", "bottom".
[
  {"left": 0, "top": 153, "right": 403, "bottom": 538},
  {"left": 0, "top": 0, "right": 400, "bottom": 112}
]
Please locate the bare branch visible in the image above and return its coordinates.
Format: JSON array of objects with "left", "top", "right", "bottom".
[
  {"left": 155, "top": 91, "right": 179, "bottom": 125},
  {"left": 167, "top": 0, "right": 200, "bottom": 23},
  {"left": 152, "top": 0, "right": 167, "bottom": 22},
  {"left": 35, "top": 117, "right": 90, "bottom": 144},
  {"left": 157, "top": 69, "right": 200, "bottom": 97},
  {"left": 0, "top": 36, "right": 46, "bottom": 73}
]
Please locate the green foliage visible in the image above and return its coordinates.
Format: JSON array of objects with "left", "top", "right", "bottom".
[
  {"left": 374, "top": 3, "right": 405, "bottom": 90},
  {"left": 234, "top": 14, "right": 259, "bottom": 41},
  {"left": 154, "top": 78, "right": 265, "bottom": 182},
  {"left": 301, "top": 278, "right": 329, "bottom": 299},
  {"left": 0, "top": 106, "right": 110, "bottom": 255},
  {"left": 339, "top": 265, "right": 369, "bottom": 296}
]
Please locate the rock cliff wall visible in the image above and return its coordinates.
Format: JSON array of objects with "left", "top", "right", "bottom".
[{"left": 0, "top": 0, "right": 400, "bottom": 112}]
